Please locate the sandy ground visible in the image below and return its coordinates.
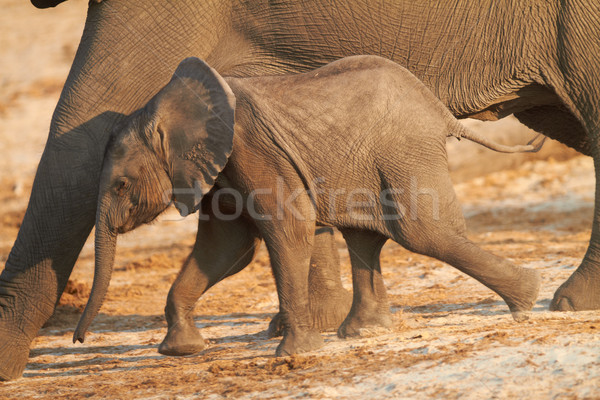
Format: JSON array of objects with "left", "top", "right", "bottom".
[{"left": 1, "top": 1, "right": 598, "bottom": 398}]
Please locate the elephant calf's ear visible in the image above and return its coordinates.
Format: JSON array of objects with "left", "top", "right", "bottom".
[{"left": 156, "top": 57, "right": 236, "bottom": 216}]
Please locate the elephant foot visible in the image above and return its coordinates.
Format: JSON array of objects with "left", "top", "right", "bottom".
[
  {"left": 158, "top": 318, "right": 206, "bottom": 356},
  {"left": 0, "top": 332, "right": 29, "bottom": 381},
  {"left": 550, "top": 267, "right": 600, "bottom": 311},
  {"left": 275, "top": 329, "right": 324, "bottom": 357},
  {"left": 337, "top": 305, "right": 393, "bottom": 339},
  {"left": 500, "top": 268, "right": 541, "bottom": 321},
  {"left": 267, "top": 313, "right": 285, "bottom": 338},
  {"left": 267, "top": 287, "right": 352, "bottom": 338}
]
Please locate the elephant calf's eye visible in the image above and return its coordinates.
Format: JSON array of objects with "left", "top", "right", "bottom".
[{"left": 116, "top": 178, "right": 129, "bottom": 196}]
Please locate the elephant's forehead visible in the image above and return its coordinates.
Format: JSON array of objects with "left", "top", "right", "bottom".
[
  {"left": 112, "top": 130, "right": 142, "bottom": 158},
  {"left": 118, "top": 130, "right": 140, "bottom": 147},
  {"left": 108, "top": 142, "right": 146, "bottom": 176}
]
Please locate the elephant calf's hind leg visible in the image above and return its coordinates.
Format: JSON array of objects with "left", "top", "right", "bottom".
[
  {"left": 420, "top": 234, "right": 541, "bottom": 320},
  {"left": 337, "top": 230, "right": 393, "bottom": 338}
]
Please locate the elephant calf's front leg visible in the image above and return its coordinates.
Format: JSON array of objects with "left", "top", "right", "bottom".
[
  {"left": 159, "top": 213, "right": 260, "bottom": 356},
  {"left": 268, "top": 243, "right": 324, "bottom": 356},
  {"left": 258, "top": 215, "right": 324, "bottom": 356},
  {"left": 160, "top": 271, "right": 208, "bottom": 356}
]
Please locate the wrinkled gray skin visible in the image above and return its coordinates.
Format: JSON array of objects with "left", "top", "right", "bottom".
[
  {"left": 1, "top": 0, "right": 599, "bottom": 380},
  {"left": 80, "top": 56, "right": 542, "bottom": 357}
]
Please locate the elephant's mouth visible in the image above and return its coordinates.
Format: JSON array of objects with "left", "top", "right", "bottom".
[
  {"left": 117, "top": 221, "right": 137, "bottom": 234},
  {"left": 117, "top": 207, "right": 165, "bottom": 234}
]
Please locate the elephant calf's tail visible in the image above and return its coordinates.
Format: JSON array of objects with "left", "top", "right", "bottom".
[{"left": 452, "top": 124, "right": 546, "bottom": 153}]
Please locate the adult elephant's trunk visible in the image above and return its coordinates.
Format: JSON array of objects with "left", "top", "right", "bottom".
[
  {"left": 0, "top": 1, "right": 225, "bottom": 380},
  {"left": 30, "top": 0, "right": 67, "bottom": 8},
  {"left": 73, "top": 197, "right": 117, "bottom": 344}
]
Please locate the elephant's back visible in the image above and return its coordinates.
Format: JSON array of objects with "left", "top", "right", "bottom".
[
  {"left": 229, "top": 54, "right": 450, "bottom": 154},
  {"left": 240, "top": 55, "right": 423, "bottom": 94},
  {"left": 231, "top": 55, "right": 435, "bottom": 125}
]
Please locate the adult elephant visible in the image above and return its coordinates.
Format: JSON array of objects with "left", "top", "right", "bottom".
[{"left": 1, "top": 0, "right": 598, "bottom": 380}]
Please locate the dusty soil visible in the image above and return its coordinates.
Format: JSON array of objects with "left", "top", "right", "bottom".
[{"left": 0, "top": 1, "right": 598, "bottom": 398}]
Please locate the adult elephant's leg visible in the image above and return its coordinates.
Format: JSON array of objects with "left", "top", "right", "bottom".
[
  {"left": 267, "top": 227, "right": 352, "bottom": 337},
  {"left": 515, "top": 106, "right": 600, "bottom": 310},
  {"left": 551, "top": 154, "right": 600, "bottom": 311},
  {"left": 0, "top": 116, "right": 111, "bottom": 381},
  {"left": 0, "top": 1, "right": 225, "bottom": 380},
  {"left": 543, "top": 6, "right": 600, "bottom": 311},
  {"left": 159, "top": 205, "right": 261, "bottom": 356}
]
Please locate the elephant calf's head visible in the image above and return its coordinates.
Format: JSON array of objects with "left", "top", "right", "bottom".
[
  {"left": 74, "top": 57, "right": 236, "bottom": 344},
  {"left": 100, "top": 113, "right": 173, "bottom": 234}
]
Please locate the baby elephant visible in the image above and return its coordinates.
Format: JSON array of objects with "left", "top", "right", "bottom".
[{"left": 74, "top": 55, "right": 541, "bottom": 357}]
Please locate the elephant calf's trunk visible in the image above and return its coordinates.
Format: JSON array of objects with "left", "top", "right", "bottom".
[{"left": 73, "top": 225, "right": 117, "bottom": 343}]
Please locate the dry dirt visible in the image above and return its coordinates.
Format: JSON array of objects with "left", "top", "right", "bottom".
[{"left": 0, "top": 1, "right": 598, "bottom": 399}]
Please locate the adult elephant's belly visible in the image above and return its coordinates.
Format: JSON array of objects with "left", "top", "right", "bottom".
[
  {"left": 462, "top": 83, "right": 559, "bottom": 121},
  {"left": 462, "top": 83, "right": 591, "bottom": 156}
]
